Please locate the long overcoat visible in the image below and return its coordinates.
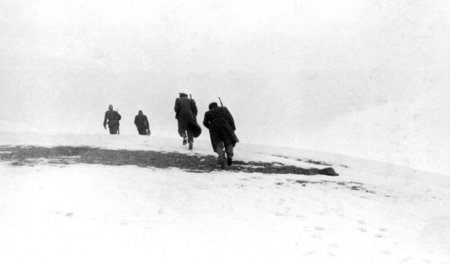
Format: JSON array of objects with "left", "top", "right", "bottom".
[
  {"left": 134, "top": 114, "right": 149, "bottom": 130},
  {"left": 174, "top": 97, "right": 198, "bottom": 131},
  {"left": 203, "top": 107, "right": 238, "bottom": 151},
  {"left": 103, "top": 110, "right": 121, "bottom": 129}
]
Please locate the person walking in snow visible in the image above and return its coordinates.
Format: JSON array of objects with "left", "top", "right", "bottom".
[
  {"left": 134, "top": 110, "right": 150, "bottom": 136},
  {"left": 103, "top": 104, "right": 121, "bottom": 135},
  {"left": 174, "top": 93, "right": 199, "bottom": 150},
  {"left": 203, "top": 102, "right": 238, "bottom": 168}
]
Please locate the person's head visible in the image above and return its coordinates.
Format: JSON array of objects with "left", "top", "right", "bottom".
[
  {"left": 179, "top": 93, "right": 188, "bottom": 98},
  {"left": 209, "top": 102, "right": 218, "bottom": 110},
  {"left": 138, "top": 110, "right": 143, "bottom": 115},
  {"left": 108, "top": 104, "right": 113, "bottom": 111}
]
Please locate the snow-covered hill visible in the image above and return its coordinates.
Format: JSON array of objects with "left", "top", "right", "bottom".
[
  {"left": 0, "top": 131, "right": 449, "bottom": 264},
  {"left": 299, "top": 89, "right": 450, "bottom": 178},
  {"left": 0, "top": 119, "right": 42, "bottom": 133}
]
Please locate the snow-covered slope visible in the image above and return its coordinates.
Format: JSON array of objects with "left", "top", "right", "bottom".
[
  {"left": 287, "top": 89, "right": 450, "bottom": 177},
  {"left": 0, "top": 131, "right": 449, "bottom": 264},
  {"left": 0, "top": 119, "right": 42, "bottom": 133}
]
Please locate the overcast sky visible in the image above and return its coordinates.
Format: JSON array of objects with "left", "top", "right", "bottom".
[{"left": 1, "top": 0, "right": 449, "bottom": 172}]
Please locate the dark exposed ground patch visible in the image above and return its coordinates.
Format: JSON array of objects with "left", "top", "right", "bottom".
[
  {"left": 300, "top": 159, "right": 332, "bottom": 166},
  {"left": 0, "top": 146, "right": 338, "bottom": 176},
  {"left": 276, "top": 179, "right": 375, "bottom": 194},
  {"left": 271, "top": 154, "right": 335, "bottom": 167}
]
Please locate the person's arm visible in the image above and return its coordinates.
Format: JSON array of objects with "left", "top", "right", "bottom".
[
  {"left": 134, "top": 116, "right": 138, "bottom": 126},
  {"left": 191, "top": 100, "right": 198, "bottom": 117},
  {"left": 103, "top": 112, "right": 108, "bottom": 128},
  {"left": 144, "top": 116, "right": 149, "bottom": 128},
  {"left": 174, "top": 99, "right": 180, "bottom": 118},
  {"left": 203, "top": 112, "right": 211, "bottom": 129},
  {"left": 224, "top": 107, "right": 236, "bottom": 131}
]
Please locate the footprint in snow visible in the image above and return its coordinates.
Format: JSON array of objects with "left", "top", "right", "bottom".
[
  {"left": 303, "top": 251, "right": 314, "bottom": 256},
  {"left": 311, "top": 233, "right": 322, "bottom": 239},
  {"left": 54, "top": 211, "right": 74, "bottom": 217},
  {"left": 296, "top": 214, "right": 305, "bottom": 219},
  {"left": 358, "top": 228, "right": 367, "bottom": 233},
  {"left": 399, "top": 257, "right": 412, "bottom": 263},
  {"left": 275, "top": 212, "right": 287, "bottom": 217},
  {"left": 329, "top": 243, "right": 338, "bottom": 248}
]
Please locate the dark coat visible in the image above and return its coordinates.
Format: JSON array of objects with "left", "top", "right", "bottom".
[
  {"left": 187, "top": 121, "right": 202, "bottom": 138},
  {"left": 174, "top": 97, "right": 198, "bottom": 131},
  {"left": 203, "top": 107, "right": 238, "bottom": 151},
  {"left": 103, "top": 110, "right": 121, "bottom": 128},
  {"left": 134, "top": 114, "right": 149, "bottom": 129}
]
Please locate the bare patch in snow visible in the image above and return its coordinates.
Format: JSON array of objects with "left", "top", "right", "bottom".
[
  {"left": 277, "top": 179, "right": 376, "bottom": 194},
  {"left": 0, "top": 146, "right": 339, "bottom": 176},
  {"left": 271, "top": 154, "right": 338, "bottom": 167}
]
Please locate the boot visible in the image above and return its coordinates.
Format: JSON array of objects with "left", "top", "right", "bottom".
[
  {"left": 218, "top": 156, "right": 226, "bottom": 169},
  {"left": 227, "top": 156, "right": 233, "bottom": 166},
  {"left": 225, "top": 145, "right": 234, "bottom": 166},
  {"left": 216, "top": 143, "right": 226, "bottom": 169}
]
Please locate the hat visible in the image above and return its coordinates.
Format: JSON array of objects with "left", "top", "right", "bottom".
[
  {"left": 208, "top": 102, "right": 218, "bottom": 109},
  {"left": 179, "top": 92, "right": 188, "bottom": 97}
]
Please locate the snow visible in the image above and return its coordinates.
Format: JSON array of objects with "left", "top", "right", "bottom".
[
  {"left": 0, "top": 120, "right": 42, "bottom": 133},
  {"left": 1, "top": 131, "right": 450, "bottom": 264},
  {"left": 301, "top": 89, "right": 450, "bottom": 177}
]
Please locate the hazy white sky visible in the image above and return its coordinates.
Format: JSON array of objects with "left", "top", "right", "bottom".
[{"left": 1, "top": 0, "right": 449, "bottom": 171}]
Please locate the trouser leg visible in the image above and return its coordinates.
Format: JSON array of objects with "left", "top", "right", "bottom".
[
  {"left": 178, "top": 128, "right": 186, "bottom": 138},
  {"left": 178, "top": 129, "right": 187, "bottom": 145},
  {"left": 187, "top": 130, "right": 194, "bottom": 150},
  {"left": 216, "top": 142, "right": 225, "bottom": 168},
  {"left": 225, "top": 145, "right": 234, "bottom": 158},
  {"left": 109, "top": 126, "right": 118, "bottom": 134},
  {"left": 187, "top": 130, "right": 194, "bottom": 143},
  {"left": 225, "top": 144, "right": 234, "bottom": 166}
]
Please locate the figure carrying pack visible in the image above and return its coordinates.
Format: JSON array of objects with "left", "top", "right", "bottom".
[
  {"left": 174, "top": 93, "right": 201, "bottom": 150},
  {"left": 134, "top": 110, "right": 150, "bottom": 136},
  {"left": 203, "top": 100, "right": 238, "bottom": 168},
  {"left": 103, "top": 104, "right": 121, "bottom": 135}
]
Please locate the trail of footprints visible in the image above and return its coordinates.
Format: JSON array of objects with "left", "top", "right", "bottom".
[{"left": 270, "top": 193, "right": 418, "bottom": 261}]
